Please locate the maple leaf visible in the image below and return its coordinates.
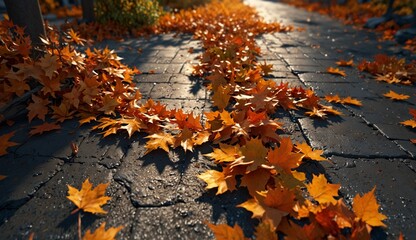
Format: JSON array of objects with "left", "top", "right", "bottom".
[
  {"left": 305, "top": 107, "right": 327, "bottom": 119},
  {"left": 352, "top": 187, "right": 387, "bottom": 227},
  {"left": 336, "top": 59, "right": 354, "bottom": 67},
  {"left": 296, "top": 142, "right": 327, "bottom": 161},
  {"left": 5, "top": 79, "right": 30, "bottom": 97},
  {"left": 67, "top": 178, "right": 111, "bottom": 214},
  {"left": 212, "top": 84, "right": 231, "bottom": 110},
  {"left": 327, "top": 67, "right": 346, "bottom": 77},
  {"left": 29, "top": 122, "right": 61, "bottom": 136},
  {"left": 0, "top": 175, "right": 6, "bottom": 181},
  {"left": 204, "top": 143, "right": 242, "bottom": 163},
  {"left": 27, "top": 95, "right": 49, "bottom": 122},
  {"left": 306, "top": 174, "right": 340, "bottom": 204},
  {"left": 325, "top": 95, "right": 341, "bottom": 103},
  {"left": 175, "top": 127, "right": 195, "bottom": 152},
  {"left": 83, "top": 222, "right": 123, "bottom": 240},
  {"left": 206, "top": 222, "right": 247, "bottom": 240},
  {"left": 341, "top": 97, "right": 362, "bottom": 106},
  {"left": 233, "top": 138, "right": 269, "bottom": 172},
  {"left": 400, "top": 119, "right": 416, "bottom": 128},
  {"left": 0, "top": 131, "right": 18, "bottom": 156},
  {"left": 37, "top": 54, "right": 61, "bottom": 78},
  {"left": 119, "top": 117, "right": 145, "bottom": 138},
  {"left": 51, "top": 102, "right": 75, "bottom": 122},
  {"left": 144, "top": 132, "right": 175, "bottom": 154},
  {"left": 198, "top": 166, "right": 237, "bottom": 195},
  {"left": 383, "top": 90, "right": 410, "bottom": 101},
  {"left": 267, "top": 137, "right": 303, "bottom": 174},
  {"left": 241, "top": 168, "right": 272, "bottom": 196},
  {"left": 254, "top": 219, "right": 277, "bottom": 240},
  {"left": 411, "top": 139, "right": 416, "bottom": 144},
  {"left": 98, "top": 95, "right": 120, "bottom": 116}
]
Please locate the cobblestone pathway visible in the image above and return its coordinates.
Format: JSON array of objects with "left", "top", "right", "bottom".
[{"left": 0, "top": 0, "right": 415, "bottom": 239}]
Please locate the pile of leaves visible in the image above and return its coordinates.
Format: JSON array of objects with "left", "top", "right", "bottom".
[
  {"left": 156, "top": 0, "right": 387, "bottom": 239},
  {"left": 0, "top": 0, "right": 392, "bottom": 239},
  {"left": 284, "top": 0, "right": 416, "bottom": 52},
  {"left": 358, "top": 54, "right": 416, "bottom": 85}
]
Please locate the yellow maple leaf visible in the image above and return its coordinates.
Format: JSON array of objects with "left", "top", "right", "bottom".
[
  {"left": 83, "top": 222, "right": 123, "bottom": 240},
  {"left": 0, "top": 131, "right": 18, "bottom": 156},
  {"left": 401, "top": 119, "right": 416, "bottom": 128},
  {"left": 67, "top": 178, "right": 111, "bottom": 214},
  {"left": 296, "top": 142, "right": 327, "bottom": 161},
  {"left": 383, "top": 90, "right": 410, "bottom": 101},
  {"left": 206, "top": 222, "right": 247, "bottom": 240},
  {"left": 353, "top": 187, "right": 387, "bottom": 227},
  {"left": 267, "top": 137, "right": 303, "bottom": 174},
  {"left": 204, "top": 143, "right": 242, "bottom": 163},
  {"left": 306, "top": 174, "right": 340, "bottom": 204}
]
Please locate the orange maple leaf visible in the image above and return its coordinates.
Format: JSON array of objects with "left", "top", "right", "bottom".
[
  {"left": 353, "top": 187, "right": 387, "bottom": 227},
  {"left": 305, "top": 107, "right": 327, "bottom": 119},
  {"left": 29, "top": 122, "right": 61, "bottom": 136},
  {"left": 0, "top": 175, "right": 6, "bottom": 181},
  {"left": 254, "top": 219, "right": 277, "bottom": 240},
  {"left": 324, "top": 95, "right": 341, "bottom": 103},
  {"left": 267, "top": 137, "right": 303, "bottom": 173},
  {"left": 206, "top": 222, "right": 247, "bottom": 240},
  {"left": 307, "top": 174, "right": 340, "bottom": 204},
  {"left": 67, "top": 178, "right": 111, "bottom": 214},
  {"left": 234, "top": 138, "right": 269, "bottom": 172},
  {"left": 0, "top": 131, "right": 18, "bottom": 156},
  {"left": 83, "top": 222, "right": 123, "bottom": 240},
  {"left": 27, "top": 95, "right": 49, "bottom": 122},
  {"left": 400, "top": 119, "right": 416, "bottom": 128},
  {"left": 327, "top": 67, "right": 346, "bottom": 77},
  {"left": 383, "top": 90, "right": 410, "bottom": 101},
  {"left": 336, "top": 59, "right": 354, "bottom": 67},
  {"left": 341, "top": 96, "right": 362, "bottom": 106},
  {"left": 296, "top": 142, "right": 327, "bottom": 161},
  {"left": 198, "top": 166, "right": 237, "bottom": 195},
  {"left": 144, "top": 132, "right": 175, "bottom": 154}
]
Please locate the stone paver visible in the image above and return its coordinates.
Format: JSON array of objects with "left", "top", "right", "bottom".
[{"left": 0, "top": 0, "right": 415, "bottom": 239}]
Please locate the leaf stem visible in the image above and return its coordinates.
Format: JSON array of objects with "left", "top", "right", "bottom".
[{"left": 78, "top": 212, "right": 82, "bottom": 240}]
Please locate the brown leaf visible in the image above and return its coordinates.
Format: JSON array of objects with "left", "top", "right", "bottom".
[
  {"left": 0, "top": 131, "right": 18, "bottom": 156},
  {"left": 29, "top": 122, "right": 61, "bottom": 136},
  {"left": 206, "top": 222, "right": 247, "bottom": 240}
]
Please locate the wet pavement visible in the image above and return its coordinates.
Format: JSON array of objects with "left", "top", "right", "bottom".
[{"left": 0, "top": 0, "right": 415, "bottom": 239}]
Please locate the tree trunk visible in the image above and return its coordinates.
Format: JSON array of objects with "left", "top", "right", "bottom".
[
  {"left": 4, "top": 0, "right": 46, "bottom": 46},
  {"left": 81, "top": 0, "right": 95, "bottom": 22}
]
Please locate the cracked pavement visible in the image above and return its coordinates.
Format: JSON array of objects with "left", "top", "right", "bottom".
[{"left": 0, "top": 0, "right": 415, "bottom": 239}]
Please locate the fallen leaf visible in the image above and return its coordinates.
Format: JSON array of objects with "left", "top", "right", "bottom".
[
  {"left": 254, "top": 219, "right": 277, "bottom": 240},
  {"left": 198, "top": 167, "right": 237, "bottom": 195},
  {"left": 296, "top": 142, "right": 327, "bottom": 161},
  {"left": 267, "top": 137, "right": 303, "bottom": 173},
  {"left": 206, "top": 222, "right": 247, "bottom": 240},
  {"left": 307, "top": 174, "right": 340, "bottom": 204},
  {"left": 0, "top": 131, "right": 18, "bottom": 156},
  {"left": 327, "top": 67, "right": 346, "bottom": 76},
  {"left": 353, "top": 187, "right": 387, "bottom": 227},
  {"left": 325, "top": 95, "right": 341, "bottom": 103},
  {"left": 144, "top": 132, "right": 175, "bottom": 154},
  {"left": 29, "top": 122, "right": 61, "bottom": 136},
  {"left": 383, "top": 90, "right": 410, "bottom": 101},
  {"left": 67, "top": 178, "right": 111, "bottom": 214},
  {"left": 341, "top": 97, "right": 362, "bottom": 106},
  {"left": 204, "top": 143, "right": 242, "bottom": 163},
  {"left": 336, "top": 59, "right": 354, "bottom": 67},
  {"left": 83, "top": 222, "right": 123, "bottom": 240},
  {"left": 401, "top": 119, "right": 416, "bottom": 128}
]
